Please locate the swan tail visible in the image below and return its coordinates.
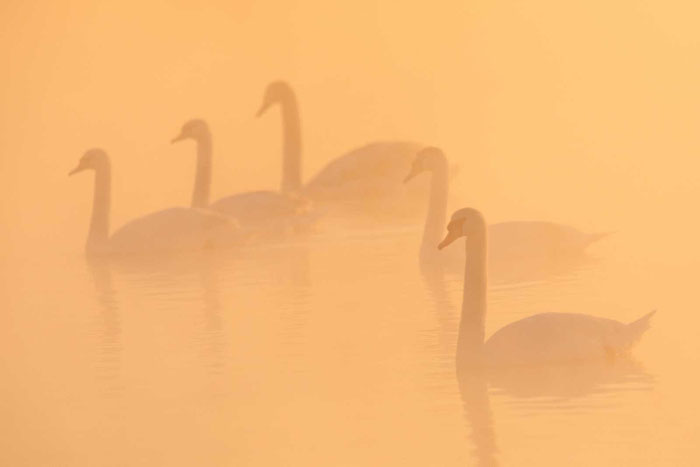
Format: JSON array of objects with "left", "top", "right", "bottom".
[
  {"left": 585, "top": 231, "right": 613, "bottom": 246},
  {"left": 625, "top": 309, "right": 657, "bottom": 345}
]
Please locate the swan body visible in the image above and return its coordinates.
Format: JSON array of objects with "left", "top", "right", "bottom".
[
  {"left": 484, "top": 311, "right": 656, "bottom": 366},
  {"left": 406, "top": 147, "right": 607, "bottom": 271},
  {"left": 210, "top": 190, "right": 306, "bottom": 221},
  {"left": 306, "top": 141, "right": 434, "bottom": 220},
  {"left": 107, "top": 207, "right": 236, "bottom": 254},
  {"left": 209, "top": 190, "right": 312, "bottom": 233},
  {"left": 304, "top": 141, "right": 424, "bottom": 198},
  {"left": 488, "top": 221, "right": 606, "bottom": 259},
  {"left": 70, "top": 149, "right": 241, "bottom": 256},
  {"left": 440, "top": 207, "right": 654, "bottom": 367},
  {"left": 171, "top": 119, "right": 313, "bottom": 231},
  {"left": 257, "top": 81, "right": 431, "bottom": 221}
]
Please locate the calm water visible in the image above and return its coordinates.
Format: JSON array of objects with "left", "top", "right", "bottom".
[{"left": 2, "top": 225, "right": 698, "bottom": 466}]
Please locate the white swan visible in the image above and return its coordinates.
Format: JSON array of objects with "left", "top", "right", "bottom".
[
  {"left": 256, "top": 81, "right": 432, "bottom": 221},
  {"left": 405, "top": 147, "right": 608, "bottom": 271},
  {"left": 439, "top": 207, "right": 655, "bottom": 367},
  {"left": 70, "top": 149, "right": 241, "bottom": 256},
  {"left": 171, "top": 119, "right": 312, "bottom": 232}
]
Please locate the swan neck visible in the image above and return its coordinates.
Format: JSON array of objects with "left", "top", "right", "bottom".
[
  {"left": 457, "top": 231, "right": 487, "bottom": 366},
  {"left": 420, "top": 158, "right": 449, "bottom": 260},
  {"left": 192, "top": 133, "right": 212, "bottom": 208},
  {"left": 280, "top": 92, "right": 302, "bottom": 192},
  {"left": 87, "top": 163, "right": 111, "bottom": 253}
]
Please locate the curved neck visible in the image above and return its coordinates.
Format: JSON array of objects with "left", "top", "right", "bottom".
[
  {"left": 420, "top": 158, "right": 449, "bottom": 260},
  {"left": 192, "top": 133, "right": 212, "bottom": 208},
  {"left": 279, "top": 92, "right": 302, "bottom": 192},
  {"left": 86, "top": 164, "right": 111, "bottom": 254},
  {"left": 457, "top": 230, "right": 487, "bottom": 367}
]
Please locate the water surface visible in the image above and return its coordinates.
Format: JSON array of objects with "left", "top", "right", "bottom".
[{"left": 2, "top": 226, "right": 696, "bottom": 466}]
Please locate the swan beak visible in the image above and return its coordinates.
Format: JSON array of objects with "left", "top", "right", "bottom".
[
  {"left": 171, "top": 134, "right": 186, "bottom": 144},
  {"left": 403, "top": 169, "right": 419, "bottom": 183},
  {"left": 438, "top": 230, "right": 460, "bottom": 250},
  {"left": 68, "top": 165, "right": 84, "bottom": 176},
  {"left": 256, "top": 101, "right": 272, "bottom": 118}
]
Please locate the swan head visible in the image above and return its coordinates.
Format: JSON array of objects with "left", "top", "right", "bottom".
[
  {"left": 438, "top": 208, "right": 486, "bottom": 250},
  {"left": 404, "top": 147, "right": 446, "bottom": 183},
  {"left": 171, "top": 119, "right": 210, "bottom": 144},
  {"left": 69, "top": 148, "right": 110, "bottom": 176},
  {"left": 256, "top": 81, "right": 293, "bottom": 117}
]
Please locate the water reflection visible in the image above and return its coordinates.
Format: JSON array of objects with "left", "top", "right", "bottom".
[
  {"left": 421, "top": 268, "right": 457, "bottom": 356},
  {"left": 196, "top": 255, "right": 226, "bottom": 384},
  {"left": 422, "top": 269, "right": 499, "bottom": 466},
  {"left": 487, "top": 358, "right": 653, "bottom": 409},
  {"left": 86, "top": 257, "right": 123, "bottom": 398},
  {"left": 85, "top": 257, "right": 128, "bottom": 466},
  {"left": 87, "top": 241, "right": 314, "bottom": 391},
  {"left": 457, "top": 368, "right": 499, "bottom": 467},
  {"left": 270, "top": 245, "right": 312, "bottom": 357},
  {"left": 227, "top": 242, "right": 312, "bottom": 365}
]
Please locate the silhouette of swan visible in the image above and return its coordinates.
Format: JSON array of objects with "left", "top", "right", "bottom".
[
  {"left": 171, "top": 119, "right": 312, "bottom": 232},
  {"left": 422, "top": 269, "right": 652, "bottom": 467},
  {"left": 256, "top": 81, "right": 432, "bottom": 222},
  {"left": 70, "top": 149, "right": 241, "bottom": 256},
  {"left": 440, "top": 207, "right": 655, "bottom": 367},
  {"left": 405, "top": 147, "right": 608, "bottom": 273}
]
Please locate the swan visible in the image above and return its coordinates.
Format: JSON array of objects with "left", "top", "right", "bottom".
[
  {"left": 70, "top": 149, "right": 241, "bottom": 256},
  {"left": 439, "top": 207, "right": 655, "bottom": 367},
  {"left": 171, "top": 119, "right": 312, "bottom": 232},
  {"left": 405, "top": 147, "right": 608, "bottom": 271},
  {"left": 256, "top": 81, "right": 432, "bottom": 221},
  {"left": 422, "top": 271, "right": 650, "bottom": 467}
]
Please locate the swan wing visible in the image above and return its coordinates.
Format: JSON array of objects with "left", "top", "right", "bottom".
[
  {"left": 304, "top": 141, "right": 424, "bottom": 197},
  {"left": 303, "top": 141, "right": 438, "bottom": 221},
  {"left": 428, "top": 222, "right": 589, "bottom": 271},
  {"left": 210, "top": 190, "right": 311, "bottom": 225},
  {"left": 484, "top": 312, "right": 640, "bottom": 366},
  {"left": 108, "top": 207, "right": 239, "bottom": 253},
  {"left": 488, "top": 221, "right": 604, "bottom": 258}
]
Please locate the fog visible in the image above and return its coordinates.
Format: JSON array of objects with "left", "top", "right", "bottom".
[
  {"left": 2, "top": 1, "right": 699, "bottom": 253},
  {"left": 2, "top": 1, "right": 699, "bottom": 465}
]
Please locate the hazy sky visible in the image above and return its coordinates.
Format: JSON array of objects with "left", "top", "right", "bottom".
[{"left": 2, "top": 0, "right": 699, "bottom": 256}]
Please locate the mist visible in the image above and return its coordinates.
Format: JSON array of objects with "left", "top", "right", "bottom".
[{"left": 2, "top": 1, "right": 699, "bottom": 466}]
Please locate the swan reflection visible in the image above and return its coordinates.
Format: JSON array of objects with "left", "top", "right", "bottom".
[{"left": 86, "top": 257, "right": 123, "bottom": 398}]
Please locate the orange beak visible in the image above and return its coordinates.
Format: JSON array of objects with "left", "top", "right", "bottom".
[
  {"left": 68, "top": 164, "right": 84, "bottom": 176},
  {"left": 256, "top": 100, "right": 272, "bottom": 118},
  {"left": 438, "top": 229, "right": 461, "bottom": 250},
  {"left": 403, "top": 172, "right": 417, "bottom": 183},
  {"left": 403, "top": 166, "right": 421, "bottom": 183}
]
